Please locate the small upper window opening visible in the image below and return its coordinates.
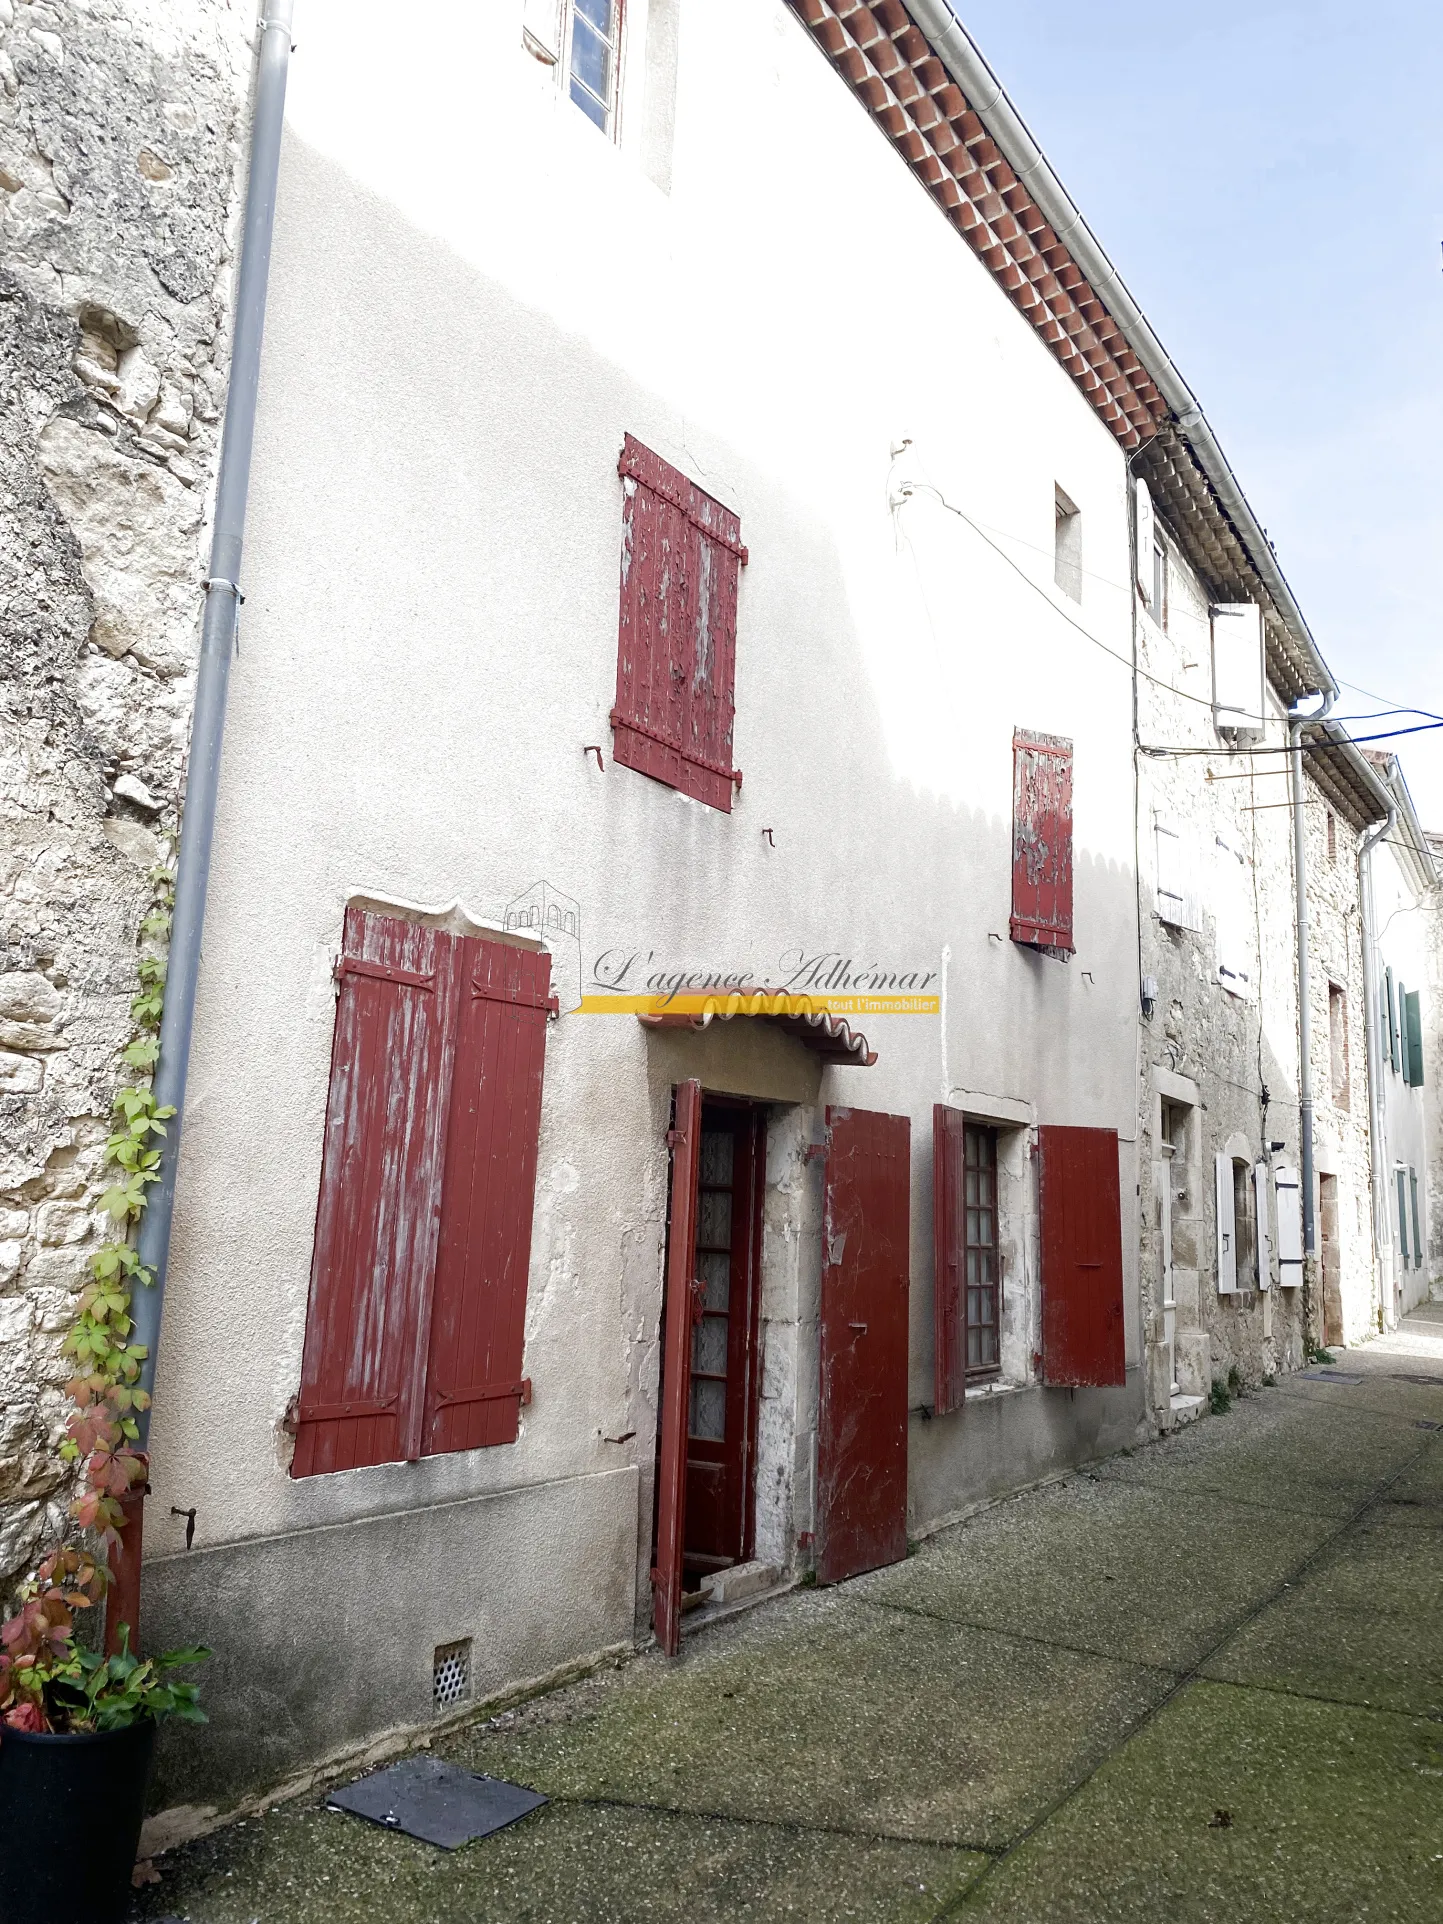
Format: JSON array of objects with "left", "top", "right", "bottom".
[
  {"left": 568, "top": 0, "right": 622, "bottom": 135},
  {"left": 1054, "top": 486, "right": 1082, "bottom": 603},
  {"left": 1152, "top": 537, "right": 1167, "bottom": 630},
  {"left": 1326, "top": 809, "right": 1337, "bottom": 863}
]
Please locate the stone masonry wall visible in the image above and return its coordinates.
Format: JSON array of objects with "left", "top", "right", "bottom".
[
  {"left": 0, "top": 0, "right": 250, "bottom": 1591},
  {"left": 1135, "top": 523, "right": 1307, "bottom": 1423}
]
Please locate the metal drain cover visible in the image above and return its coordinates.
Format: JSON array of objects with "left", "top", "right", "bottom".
[
  {"left": 1306, "top": 1369, "right": 1364, "bottom": 1384},
  {"left": 329, "top": 1756, "right": 546, "bottom": 1849}
]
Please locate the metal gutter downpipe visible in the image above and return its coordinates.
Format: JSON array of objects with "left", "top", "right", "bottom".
[
  {"left": 1358, "top": 793, "right": 1398, "bottom": 1313},
  {"left": 907, "top": 0, "right": 1337, "bottom": 702},
  {"left": 126, "top": 5, "right": 294, "bottom": 1480}
]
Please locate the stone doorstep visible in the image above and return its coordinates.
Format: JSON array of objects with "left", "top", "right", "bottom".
[
  {"left": 1169, "top": 1392, "right": 1207, "bottom": 1428},
  {"left": 681, "top": 1562, "right": 790, "bottom": 1638},
  {"left": 705, "top": 1560, "right": 781, "bottom": 1606}
]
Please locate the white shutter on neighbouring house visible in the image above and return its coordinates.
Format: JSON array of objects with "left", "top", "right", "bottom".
[
  {"left": 1136, "top": 481, "right": 1156, "bottom": 601},
  {"left": 1155, "top": 814, "right": 1202, "bottom": 932},
  {"left": 1214, "top": 833, "right": 1255, "bottom": 998},
  {"left": 1215, "top": 1151, "right": 1237, "bottom": 1295},
  {"left": 1275, "top": 1165, "right": 1303, "bottom": 1287},
  {"left": 522, "top": 0, "right": 562, "bottom": 62},
  {"left": 1254, "top": 1163, "right": 1273, "bottom": 1290},
  {"left": 1212, "top": 603, "right": 1265, "bottom": 736}
]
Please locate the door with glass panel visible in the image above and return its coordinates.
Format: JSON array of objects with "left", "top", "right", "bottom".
[{"left": 684, "top": 1100, "right": 764, "bottom": 1580}]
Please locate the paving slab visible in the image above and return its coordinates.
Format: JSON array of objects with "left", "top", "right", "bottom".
[
  {"left": 1277, "top": 1369, "right": 1443, "bottom": 1427},
  {"left": 1382, "top": 1438, "right": 1443, "bottom": 1519},
  {"left": 1202, "top": 1501, "right": 1443, "bottom": 1718},
  {"left": 131, "top": 1338, "right": 1443, "bottom": 1924},
  {"left": 445, "top": 1589, "right": 1168, "bottom": 1851},
  {"left": 952, "top": 1681, "right": 1443, "bottom": 1924},
  {"left": 1093, "top": 1387, "right": 1424, "bottom": 1518},
  {"left": 853, "top": 1472, "right": 1333, "bottom": 1672},
  {"left": 130, "top": 1794, "right": 985, "bottom": 1923}
]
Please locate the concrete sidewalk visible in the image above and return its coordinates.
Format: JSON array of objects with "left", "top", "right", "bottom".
[{"left": 133, "top": 1308, "right": 1443, "bottom": 1923}]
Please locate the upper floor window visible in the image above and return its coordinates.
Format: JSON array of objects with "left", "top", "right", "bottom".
[
  {"left": 522, "top": 1, "right": 624, "bottom": 138},
  {"left": 568, "top": 1, "right": 623, "bottom": 133},
  {"left": 1054, "top": 485, "right": 1082, "bottom": 602}
]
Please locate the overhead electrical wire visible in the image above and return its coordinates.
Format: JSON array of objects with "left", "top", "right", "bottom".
[{"left": 891, "top": 480, "right": 1443, "bottom": 754}]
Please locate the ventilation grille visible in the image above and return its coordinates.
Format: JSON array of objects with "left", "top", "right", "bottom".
[{"left": 432, "top": 1639, "right": 472, "bottom": 1712}]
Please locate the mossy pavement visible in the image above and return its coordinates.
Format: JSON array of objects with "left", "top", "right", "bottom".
[{"left": 132, "top": 1307, "right": 1443, "bottom": 1924}]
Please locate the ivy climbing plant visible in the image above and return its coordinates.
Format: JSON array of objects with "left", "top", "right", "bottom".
[{"left": 57, "top": 850, "right": 176, "bottom": 1547}]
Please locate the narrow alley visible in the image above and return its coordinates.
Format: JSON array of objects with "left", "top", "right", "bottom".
[{"left": 133, "top": 1307, "right": 1443, "bottom": 1924}]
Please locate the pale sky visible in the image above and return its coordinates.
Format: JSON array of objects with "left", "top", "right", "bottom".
[{"left": 953, "top": 0, "right": 1443, "bottom": 825}]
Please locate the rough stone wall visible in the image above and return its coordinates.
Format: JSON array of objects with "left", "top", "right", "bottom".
[
  {"left": 1135, "top": 525, "right": 1307, "bottom": 1421},
  {"left": 0, "top": 0, "right": 250, "bottom": 1591}
]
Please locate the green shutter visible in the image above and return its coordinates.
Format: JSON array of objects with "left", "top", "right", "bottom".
[
  {"left": 1397, "top": 1169, "right": 1410, "bottom": 1262},
  {"left": 1406, "top": 990, "right": 1424, "bottom": 1087},
  {"left": 1385, "top": 967, "right": 1398, "bottom": 1072},
  {"left": 1410, "top": 1169, "right": 1422, "bottom": 1271},
  {"left": 1398, "top": 979, "right": 1410, "bottom": 1079}
]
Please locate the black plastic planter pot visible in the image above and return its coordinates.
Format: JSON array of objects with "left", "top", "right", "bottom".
[{"left": 0, "top": 1718, "right": 156, "bottom": 1924}]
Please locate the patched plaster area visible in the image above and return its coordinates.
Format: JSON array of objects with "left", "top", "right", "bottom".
[{"left": 0, "top": 0, "right": 250, "bottom": 1590}]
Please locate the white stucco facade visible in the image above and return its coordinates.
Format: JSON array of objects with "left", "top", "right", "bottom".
[
  {"left": 138, "top": 0, "right": 1149, "bottom": 1808},
  {"left": 1366, "top": 786, "right": 1436, "bottom": 1318}
]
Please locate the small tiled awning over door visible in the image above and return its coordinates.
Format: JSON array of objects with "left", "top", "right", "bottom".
[{"left": 639, "top": 1003, "right": 876, "bottom": 1065}]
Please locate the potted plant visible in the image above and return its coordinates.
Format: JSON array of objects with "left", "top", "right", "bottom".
[{"left": 0, "top": 1546, "right": 207, "bottom": 1924}]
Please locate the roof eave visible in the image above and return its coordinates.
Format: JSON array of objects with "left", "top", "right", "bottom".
[{"left": 905, "top": 1, "right": 1336, "bottom": 704}]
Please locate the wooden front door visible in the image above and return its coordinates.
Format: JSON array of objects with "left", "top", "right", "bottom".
[
  {"left": 684, "top": 1102, "right": 764, "bottom": 1579},
  {"left": 817, "top": 1106, "right": 911, "bottom": 1586}
]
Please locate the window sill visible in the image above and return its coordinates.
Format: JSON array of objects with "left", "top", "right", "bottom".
[{"left": 965, "top": 1379, "right": 1027, "bottom": 1403}]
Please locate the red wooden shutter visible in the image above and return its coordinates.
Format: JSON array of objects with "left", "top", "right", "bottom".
[
  {"left": 653, "top": 1079, "right": 703, "bottom": 1656},
  {"left": 612, "top": 434, "right": 746, "bottom": 813},
  {"left": 932, "top": 1103, "right": 965, "bottom": 1415},
  {"left": 1010, "top": 730, "right": 1075, "bottom": 954},
  {"left": 422, "top": 937, "right": 553, "bottom": 1456},
  {"left": 292, "top": 910, "right": 457, "bottom": 1477},
  {"left": 817, "top": 1107, "right": 911, "bottom": 1585},
  {"left": 1039, "top": 1125, "right": 1126, "bottom": 1387}
]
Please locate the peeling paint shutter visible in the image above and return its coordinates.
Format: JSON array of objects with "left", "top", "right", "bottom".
[
  {"left": 1275, "top": 1165, "right": 1303, "bottom": 1288},
  {"left": 1215, "top": 1151, "right": 1237, "bottom": 1295},
  {"left": 1385, "top": 966, "right": 1398, "bottom": 1072},
  {"left": 1410, "top": 1169, "right": 1423, "bottom": 1268},
  {"left": 1254, "top": 1163, "right": 1273, "bottom": 1291},
  {"left": 294, "top": 912, "right": 553, "bottom": 1479},
  {"left": 292, "top": 910, "right": 456, "bottom": 1477},
  {"left": 932, "top": 1103, "right": 966, "bottom": 1415},
  {"left": 1135, "top": 480, "right": 1156, "bottom": 600},
  {"left": 653, "top": 1079, "right": 703, "bottom": 1657},
  {"left": 1010, "top": 730, "right": 1075, "bottom": 955},
  {"left": 817, "top": 1107, "right": 911, "bottom": 1583},
  {"left": 612, "top": 435, "right": 746, "bottom": 813},
  {"left": 1405, "top": 989, "right": 1424, "bottom": 1087},
  {"left": 1211, "top": 603, "right": 1265, "bottom": 735},
  {"left": 423, "top": 938, "right": 553, "bottom": 1458},
  {"left": 1039, "top": 1126, "right": 1125, "bottom": 1386}
]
